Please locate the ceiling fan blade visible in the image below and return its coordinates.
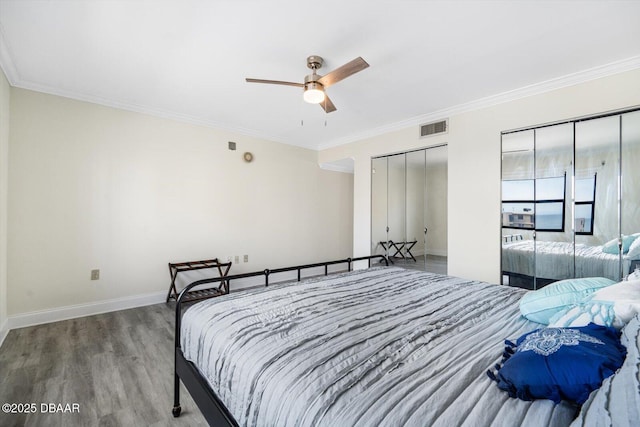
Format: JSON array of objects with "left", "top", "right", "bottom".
[
  {"left": 245, "top": 78, "right": 303, "bottom": 88},
  {"left": 319, "top": 95, "right": 337, "bottom": 113},
  {"left": 317, "top": 57, "right": 369, "bottom": 88}
]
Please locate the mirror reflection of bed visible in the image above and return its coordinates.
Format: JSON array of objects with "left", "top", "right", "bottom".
[
  {"left": 501, "top": 109, "right": 640, "bottom": 290},
  {"left": 371, "top": 145, "right": 448, "bottom": 275}
]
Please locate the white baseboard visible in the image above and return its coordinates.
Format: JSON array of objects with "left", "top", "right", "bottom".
[
  {"left": 7, "top": 290, "right": 166, "bottom": 331},
  {"left": 0, "top": 318, "right": 8, "bottom": 349},
  {"left": 4, "top": 266, "right": 350, "bottom": 333}
]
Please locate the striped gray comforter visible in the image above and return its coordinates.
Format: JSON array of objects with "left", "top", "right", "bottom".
[{"left": 181, "top": 267, "right": 577, "bottom": 427}]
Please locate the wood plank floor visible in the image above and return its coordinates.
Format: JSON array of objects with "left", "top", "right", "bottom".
[
  {"left": 390, "top": 254, "right": 448, "bottom": 275},
  {"left": 0, "top": 303, "right": 207, "bottom": 427}
]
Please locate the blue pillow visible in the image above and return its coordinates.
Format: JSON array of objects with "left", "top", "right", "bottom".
[
  {"left": 519, "top": 277, "right": 615, "bottom": 324},
  {"left": 487, "top": 323, "right": 626, "bottom": 404}
]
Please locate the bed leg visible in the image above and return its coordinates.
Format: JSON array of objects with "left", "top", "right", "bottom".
[
  {"left": 173, "top": 373, "right": 182, "bottom": 417},
  {"left": 172, "top": 405, "right": 182, "bottom": 417}
]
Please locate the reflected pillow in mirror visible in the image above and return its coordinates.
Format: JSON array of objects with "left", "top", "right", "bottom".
[
  {"left": 602, "top": 238, "right": 619, "bottom": 255},
  {"left": 603, "top": 234, "right": 640, "bottom": 255},
  {"left": 623, "top": 234, "right": 640, "bottom": 253},
  {"left": 549, "top": 279, "right": 640, "bottom": 329},
  {"left": 627, "top": 234, "right": 640, "bottom": 259}
]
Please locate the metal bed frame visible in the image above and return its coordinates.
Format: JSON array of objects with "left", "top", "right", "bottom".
[{"left": 172, "top": 255, "right": 389, "bottom": 426}]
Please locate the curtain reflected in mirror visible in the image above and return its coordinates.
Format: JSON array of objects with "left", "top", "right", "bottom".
[
  {"left": 533, "top": 123, "right": 573, "bottom": 288},
  {"left": 575, "top": 115, "right": 620, "bottom": 280},
  {"left": 501, "top": 130, "right": 535, "bottom": 288}
]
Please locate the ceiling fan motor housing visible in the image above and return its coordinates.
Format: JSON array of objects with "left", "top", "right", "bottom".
[{"left": 306, "top": 55, "right": 324, "bottom": 70}]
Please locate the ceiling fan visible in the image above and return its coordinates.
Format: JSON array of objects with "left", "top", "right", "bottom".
[{"left": 246, "top": 55, "right": 369, "bottom": 113}]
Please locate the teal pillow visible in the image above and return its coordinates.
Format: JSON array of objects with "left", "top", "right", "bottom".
[
  {"left": 602, "top": 235, "right": 640, "bottom": 255},
  {"left": 623, "top": 234, "right": 639, "bottom": 253},
  {"left": 602, "top": 238, "right": 619, "bottom": 255},
  {"left": 519, "top": 277, "right": 616, "bottom": 324}
]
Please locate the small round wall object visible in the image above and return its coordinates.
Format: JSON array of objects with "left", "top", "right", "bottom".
[{"left": 243, "top": 152, "right": 254, "bottom": 163}]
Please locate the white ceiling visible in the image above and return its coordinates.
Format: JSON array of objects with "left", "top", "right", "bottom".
[{"left": 1, "top": 1, "right": 639, "bottom": 151}]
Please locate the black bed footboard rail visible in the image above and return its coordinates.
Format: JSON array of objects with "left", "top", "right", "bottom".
[
  {"left": 175, "top": 254, "right": 388, "bottom": 340},
  {"left": 172, "top": 254, "right": 388, "bottom": 423},
  {"left": 179, "top": 254, "right": 388, "bottom": 299}
]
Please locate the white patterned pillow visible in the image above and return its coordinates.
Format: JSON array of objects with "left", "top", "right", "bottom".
[{"left": 549, "top": 279, "right": 640, "bottom": 329}]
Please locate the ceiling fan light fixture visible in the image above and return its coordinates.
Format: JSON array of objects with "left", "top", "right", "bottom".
[{"left": 303, "top": 82, "right": 325, "bottom": 104}]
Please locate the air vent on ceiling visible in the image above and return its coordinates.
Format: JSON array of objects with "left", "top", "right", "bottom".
[{"left": 419, "top": 119, "right": 448, "bottom": 138}]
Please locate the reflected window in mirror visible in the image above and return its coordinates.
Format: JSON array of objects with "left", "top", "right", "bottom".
[
  {"left": 575, "top": 173, "right": 597, "bottom": 235},
  {"left": 501, "top": 174, "right": 566, "bottom": 232}
]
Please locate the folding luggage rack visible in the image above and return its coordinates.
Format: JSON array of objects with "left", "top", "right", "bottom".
[{"left": 166, "top": 258, "right": 232, "bottom": 303}]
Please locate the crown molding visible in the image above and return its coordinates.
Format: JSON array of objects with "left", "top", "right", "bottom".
[
  {"left": 319, "top": 160, "right": 354, "bottom": 174},
  {"left": 316, "top": 55, "right": 640, "bottom": 151}
]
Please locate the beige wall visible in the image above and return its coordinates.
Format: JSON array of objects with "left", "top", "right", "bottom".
[
  {"left": 8, "top": 89, "right": 353, "bottom": 315},
  {"left": 0, "top": 68, "right": 9, "bottom": 337},
  {"left": 319, "top": 68, "right": 640, "bottom": 284}
]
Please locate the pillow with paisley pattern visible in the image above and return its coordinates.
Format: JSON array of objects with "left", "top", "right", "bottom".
[{"left": 487, "top": 323, "right": 626, "bottom": 404}]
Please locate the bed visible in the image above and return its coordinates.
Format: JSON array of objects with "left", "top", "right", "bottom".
[
  {"left": 173, "top": 257, "right": 583, "bottom": 427},
  {"left": 502, "top": 240, "right": 640, "bottom": 284}
]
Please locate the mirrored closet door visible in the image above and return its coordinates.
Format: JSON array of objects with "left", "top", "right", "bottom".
[
  {"left": 372, "top": 145, "right": 448, "bottom": 274},
  {"left": 622, "top": 111, "right": 640, "bottom": 258},
  {"left": 501, "top": 107, "right": 640, "bottom": 290}
]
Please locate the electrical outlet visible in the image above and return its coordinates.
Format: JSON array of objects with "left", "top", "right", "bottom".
[
  {"left": 91, "top": 269, "right": 100, "bottom": 280},
  {"left": 234, "top": 255, "right": 239, "bottom": 264},
  {"left": 243, "top": 254, "right": 248, "bottom": 263}
]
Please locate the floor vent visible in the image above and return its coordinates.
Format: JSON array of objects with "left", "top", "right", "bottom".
[{"left": 420, "top": 119, "right": 448, "bottom": 138}]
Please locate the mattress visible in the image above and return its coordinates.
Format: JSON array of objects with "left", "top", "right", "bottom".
[
  {"left": 181, "top": 267, "right": 578, "bottom": 427},
  {"left": 502, "top": 240, "right": 633, "bottom": 282}
]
